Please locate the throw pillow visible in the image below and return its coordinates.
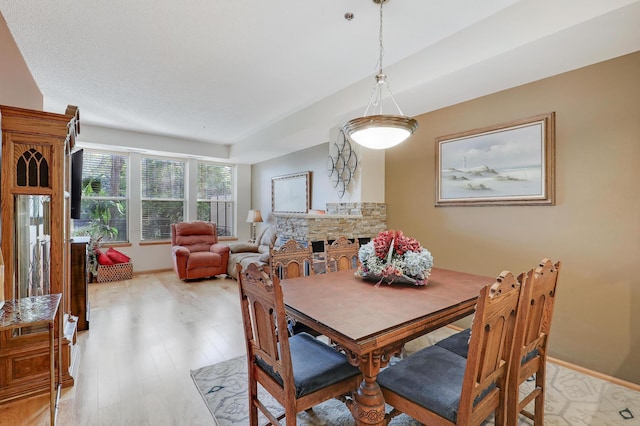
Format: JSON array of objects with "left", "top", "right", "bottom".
[
  {"left": 106, "top": 247, "right": 130, "bottom": 264},
  {"left": 260, "top": 226, "right": 277, "bottom": 248},
  {"left": 259, "top": 251, "right": 271, "bottom": 262},
  {"left": 97, "top": 251, "right": 115, "bottom": 265},
  {"left": 257, "top": 245, "right": 271, "bottom": 262}
]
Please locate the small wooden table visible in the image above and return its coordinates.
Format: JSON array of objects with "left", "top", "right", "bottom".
[
  {"left": 0, "top": 294, "right": 62, "bottom": 425},
  {"left": 281, "top": 268, "right": 493, "bottom": 426}
]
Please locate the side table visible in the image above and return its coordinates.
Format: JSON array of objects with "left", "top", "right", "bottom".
[{"left": 0, "top": 294, "right": 62, "bottom": 425}]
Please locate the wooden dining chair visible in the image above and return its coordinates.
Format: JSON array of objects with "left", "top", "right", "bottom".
[
  {"left": 506, "top": 258, "right": 561, "bottom": 426},
  {"left": 270, "top": 239, "right": 314, "bottom": 280},
  {"left": 237, "top": 262, "right": 362, "bottom": 426},
  {"left": 378, "top": 270, "right": 522, "bottom": 426},
  {"left": 325, "top": 236, "right": 359, "bottom": 272},
  {"left": 432, "top": 258, "right": 561, "bottom": 426},
  {"left": 270, "top": 239, "right": 318, "bottom": 336}
]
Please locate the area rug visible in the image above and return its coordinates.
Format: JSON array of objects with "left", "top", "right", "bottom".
[
  {"left": 191, "top": 348, "right": 639, "bottom": 425},
  {"left": 190, "top": 354, "right": 423, "bottom": 426}
]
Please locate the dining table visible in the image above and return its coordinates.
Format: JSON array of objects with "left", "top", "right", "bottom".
[{"left": 281, "top": 267, "right": 494, "bottom": 426}]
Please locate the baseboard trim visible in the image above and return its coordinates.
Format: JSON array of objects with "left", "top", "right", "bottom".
[
  {"left": 547, "top": 356, "right": 640, "bottom": 392},
  {"left": 133, "top": 268, "right": 172, "bottom": 275},
  {"left": 444, "top": 325, "right": 640, "bottom": 391}
]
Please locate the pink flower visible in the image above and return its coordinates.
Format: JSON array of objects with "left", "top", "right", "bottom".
[
  {"left": 373, "top": 230, "right": 395, "bottom": 259},
  {"left": 373, "top": 230, "right": 422, "bottom": 258}
]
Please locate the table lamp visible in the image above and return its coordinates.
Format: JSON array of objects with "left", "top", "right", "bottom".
[{"left": 246, "top": 209, "right": 263, "bottom": 242}]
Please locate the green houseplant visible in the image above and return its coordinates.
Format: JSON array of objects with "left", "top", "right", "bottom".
[{"left": 72, "top": 177, "right": 125, "bottom": 276}]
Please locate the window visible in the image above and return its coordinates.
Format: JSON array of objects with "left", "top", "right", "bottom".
[
  {"left": 73, "top": 150, "right": 128, "bottom": 242},
  {"left": 141, "top": 157, "right": 185, "bottom": 240},
  {"left": 197, "top": 162, "right": 233, "bottom": 236}
]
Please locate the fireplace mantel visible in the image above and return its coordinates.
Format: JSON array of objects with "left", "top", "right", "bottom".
[{"left": 274, "top": 202, "right": 386, "bottom": 242}]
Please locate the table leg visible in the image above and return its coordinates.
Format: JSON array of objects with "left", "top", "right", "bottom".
[{"left": 347, "top": 350, "right": 387, "bottom": 426}]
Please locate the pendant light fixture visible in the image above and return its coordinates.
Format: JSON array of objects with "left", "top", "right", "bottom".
[{"left": 343, "top": 0, "right": 418, "bottom": 150}]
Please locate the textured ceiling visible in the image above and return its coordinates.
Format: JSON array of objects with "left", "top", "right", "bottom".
[{"left": 1, "top": 0, "right": 639, "bottom": 164}]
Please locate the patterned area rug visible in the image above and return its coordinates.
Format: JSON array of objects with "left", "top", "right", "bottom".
[
  {"left": 191, "top": 332, "right": 640, "bottom": 425},
  {"left": 190, "top": 354, "right": 423, "bottom": 426}
]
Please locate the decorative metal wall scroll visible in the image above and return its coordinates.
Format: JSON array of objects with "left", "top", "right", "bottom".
[{"left": 326, "top": 129, "right": 358, "bottom": 199}]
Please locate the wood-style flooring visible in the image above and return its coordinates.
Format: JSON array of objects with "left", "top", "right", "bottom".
[{"left": 0, "top": 271, "right": 245, "bottom": 425}]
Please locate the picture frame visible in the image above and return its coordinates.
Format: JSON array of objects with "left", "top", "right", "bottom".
[
  {"left": 435, "top": 112, "right": 555, "bottom": 207},
  {"left": 272, "top": 171, "right": 311, "bottom": 213}
]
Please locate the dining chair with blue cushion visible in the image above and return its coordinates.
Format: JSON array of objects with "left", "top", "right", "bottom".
[
  {"left": 435, "top": 327, "right": 472, "bottom": 358},
  {"left": 506, "top": 258, "right": 560, "bottom": 426},
  {"left": 432, "top": 259, "right": 561, "bottom": 426},
  {"left": 378, "top": 270, "right": 522, "bottom": 426},
  {"left": 237, "top": 262, "right": 361, "bottom": 426}
]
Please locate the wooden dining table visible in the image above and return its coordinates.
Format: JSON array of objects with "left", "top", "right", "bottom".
[{"left": 281, "top": 267, "right": 494, "bottom": 426}]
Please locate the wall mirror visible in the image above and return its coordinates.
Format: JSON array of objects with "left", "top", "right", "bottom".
[{"left": 272, "top": 171, "right": 311, "bottom": 213}]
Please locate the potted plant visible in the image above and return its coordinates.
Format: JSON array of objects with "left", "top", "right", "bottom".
[{"left": 72, "top": 177, "right": 125, "bottom": 277}]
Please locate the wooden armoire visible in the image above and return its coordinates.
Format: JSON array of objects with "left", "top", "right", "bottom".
[{"left": 0, "top": 105, "right": 79, "bottom": 402}]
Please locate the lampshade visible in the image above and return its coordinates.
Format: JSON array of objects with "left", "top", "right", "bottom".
[
  {"left": 343, "top": 0, "right": 418, "bottom": 150},
  {"left": 246, "top": 209, "right": 263, "bottom": 223}
]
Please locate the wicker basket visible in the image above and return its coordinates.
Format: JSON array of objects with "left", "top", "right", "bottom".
[{"left": 96, "top": 262, "right": 133, "bottom": 283}]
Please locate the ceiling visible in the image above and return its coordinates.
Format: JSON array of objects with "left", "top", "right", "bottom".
[{"left": 1, "top": 0, "right": 639, "bottom": 164}]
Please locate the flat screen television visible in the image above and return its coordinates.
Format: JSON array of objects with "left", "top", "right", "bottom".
[{"left": 70, "top": 149, "right": 83, "bottom": 219}]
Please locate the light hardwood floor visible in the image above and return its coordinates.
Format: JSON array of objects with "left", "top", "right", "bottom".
[{"left": 1, "top": 271, "right": 246, "bottom": 426}]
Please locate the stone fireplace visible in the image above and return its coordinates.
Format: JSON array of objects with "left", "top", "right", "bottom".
[{"left": 273, "top": 202, "right": 386, "bottom": 242}]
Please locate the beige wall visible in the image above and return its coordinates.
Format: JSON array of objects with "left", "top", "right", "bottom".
[
  {"left": 0, "top": 13, "right": 42, "bottom": 109},
  {"left": 386, "top": 51, "right": 640, "bottom": 384}
]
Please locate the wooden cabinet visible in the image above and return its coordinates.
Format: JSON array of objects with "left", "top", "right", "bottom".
[
  {"left": 0, "top": 105, "right": 80, "bottom": 402},
  {"left": 70, "top": 237, "right": 90, "bottom": 331}
]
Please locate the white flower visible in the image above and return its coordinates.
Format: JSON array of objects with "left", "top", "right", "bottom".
[
  {"left": 358, "top": 233, "right": 433, "bottom": 285},
  {"left": 403, "top": 249, "right": 433, "bottom": 279}
]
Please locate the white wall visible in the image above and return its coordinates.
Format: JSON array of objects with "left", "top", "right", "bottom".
[{"left": 76, "top": 126, "right": 251, "bottom": 272}]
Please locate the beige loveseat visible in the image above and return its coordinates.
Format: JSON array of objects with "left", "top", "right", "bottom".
[{"left": 226, "top": 225, "right": 277, "bottom": 279}]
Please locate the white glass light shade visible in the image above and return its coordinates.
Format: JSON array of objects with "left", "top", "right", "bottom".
[{"left": 344, "top": 115, "right": 418, "bottom": 150}]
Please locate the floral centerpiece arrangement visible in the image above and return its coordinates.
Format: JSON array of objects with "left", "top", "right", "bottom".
[{"left": 357, "top": 230, "right": 433, "bottom": 286}]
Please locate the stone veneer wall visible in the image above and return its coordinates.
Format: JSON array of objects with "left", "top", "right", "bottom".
[{"left": 274, "top": 202, "right": 386, "bottom": 242}]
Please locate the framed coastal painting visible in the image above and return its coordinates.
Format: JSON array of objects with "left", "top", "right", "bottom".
[
  {"left": 272, "top": 171, "right": 311, "bottom": 213},
  {"left": 435, "top": 113, "right": 555, "bottom": 207}
]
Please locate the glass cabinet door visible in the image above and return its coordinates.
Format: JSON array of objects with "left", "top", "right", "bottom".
[{"left": 14, "top": 194, "right": 51, "bottom": 300}]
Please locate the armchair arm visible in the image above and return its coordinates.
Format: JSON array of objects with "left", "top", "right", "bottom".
[
  {"left": 172, "top": 245, "right": 191, "bottom": 257},
  {"left": 171, "top": 245, "right": 191, "bottom": 279},
  {"left": 211, "top": 243, "right": 230, "bottom": 272},
  {"left": 226, "top": 241, "right": 259, "bottom": 253},
  {"left": 210, "top": 243, "right": 230, "bottom": 255}
]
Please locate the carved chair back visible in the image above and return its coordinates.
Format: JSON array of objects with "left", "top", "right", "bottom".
[
  {"left": 270, "top": 239, "right": 314, "bottom": 280},
  {"left": 237, "top": 262, "right": 361, "bottom": 425},
  {"left": 325, "top": 236, "right": 359, "bottom": 272},
  {"left": 380, "top": 270, "right": 522, "bottom": 425},
  {"left": 507, "top": 258, "right": 561, "bottom": 426}
]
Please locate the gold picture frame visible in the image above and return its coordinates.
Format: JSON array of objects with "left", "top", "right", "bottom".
[{"left": 435, "top": 113, "right": 555, "bottom": 207}]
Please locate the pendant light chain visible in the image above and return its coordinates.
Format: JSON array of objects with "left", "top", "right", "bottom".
[
  {"left": 378, "top": 0, "right": 384, "bottom": 75},
  {"left": 342, "top": 0, "right": 419, "bottom": 150}
]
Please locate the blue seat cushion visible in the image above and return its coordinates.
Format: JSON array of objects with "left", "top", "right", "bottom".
[
  {"left": 436, "top": 328, "right": 540, "bottom": 365},
  {"left": 378, "top": 345, "right": 467, "bottom": 423},
  {"left": 435, "top": 328, "right": 471, "bottom": 358},
  {"left": 256, "top": 332, "right": 360, "bottom": 398}
]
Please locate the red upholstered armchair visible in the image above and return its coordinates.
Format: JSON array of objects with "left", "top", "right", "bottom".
[{"left": 170, "top": 221, "right": 230, "bottom": 280}]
